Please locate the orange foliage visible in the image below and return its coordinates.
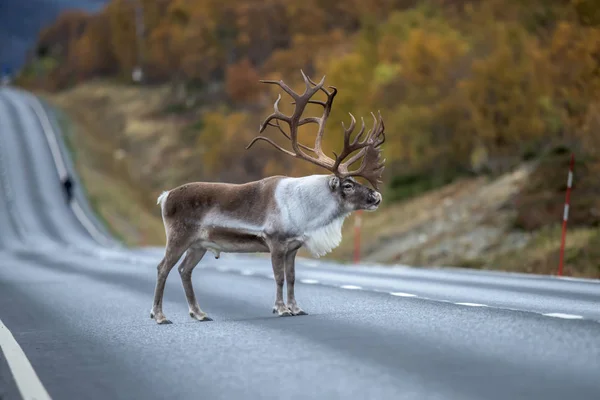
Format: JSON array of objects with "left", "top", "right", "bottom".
[
  {"left": 24, "top": 0, "right": 600, "bottom": 185},
  {"left": 225, "top": 58, "right": 260, "bottom": 103}
]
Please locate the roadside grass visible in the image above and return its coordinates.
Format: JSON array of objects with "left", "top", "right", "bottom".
[
  {"left": 52, "top": 108, "right": 126, "bottom": 244},
  {"left": 40, "top": 87, "right": 166, "bottom": 248},
  {"left": 488, "top": 225, "right": 600, "bottom": 278},
  {"left": 325, "top": 177, "right": 486, "bottom": 263}
]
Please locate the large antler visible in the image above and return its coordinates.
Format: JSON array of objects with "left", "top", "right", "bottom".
[
  {"left": 334, "top": 111, "right": 386, "bottom": 190},
  {"left": 246, "top": 70, "right": 386, "bottom": 189}
]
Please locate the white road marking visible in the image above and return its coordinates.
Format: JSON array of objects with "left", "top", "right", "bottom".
[
  {"left": 389, "top": 292, "right": 417, "bottom": 298},
  {"left": 210, "top": 262, "right": 593, "bottom": 323},
  {"left": 542, "top": 313, "right": 584, "bottom": 319},
  {"left": 455, "top": 302, "right": 488, "bottom": 307},
  {"left": 71, "top": 202, "right": 112, "bottom": 246},
  {"left": 0, "top": 318, "right": 52, "bottom": 400},
  {"left": 339, "top": 285, "right": 362, "bottom": 290},
  {"left": 303, "top": 261, "right": 320, "bottom": 268},
  {"left": 26, "top": 93, "right": 113, "bottom": 247}
]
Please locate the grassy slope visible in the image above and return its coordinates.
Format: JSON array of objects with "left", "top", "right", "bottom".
[
  {"left": 42, "top": 81, "right": 600, "bottom": 278},
  {"left": 40, "top": 81, "right": 168, "bottom": 247}
]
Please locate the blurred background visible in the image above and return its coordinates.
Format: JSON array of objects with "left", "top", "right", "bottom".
[{"left": 4, "top": 0, "right": 600, "bottom": 277}]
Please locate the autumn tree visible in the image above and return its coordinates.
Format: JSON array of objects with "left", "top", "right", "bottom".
[
  {"left": 225, "top": 58, "right": 260, "bottom": 103},
  {"left": 71, "top": 13, "right": 117, "bottom": 80},
  {"left": 23, "top": 0, "right": 600, "bottom": 185},
  {"left": 107, "top": 0, "right": 139, "bottom": 78},
  {"left": 545, "top": 21, "right": 600, "bottom": 139}
]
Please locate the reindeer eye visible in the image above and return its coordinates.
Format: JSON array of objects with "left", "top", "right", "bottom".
[{"left": 343, "top": 183, "right": 354, "bottom": 190}]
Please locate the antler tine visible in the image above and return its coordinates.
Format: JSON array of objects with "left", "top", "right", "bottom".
[
  {"left": 338, "top": 110, "right": 386, "bottom": 189},
  {"left": 311, "top": 84, "right": 337, "bottom": 155},
  {"left": 350, "top": 115, "right": 367, "bottom": 147},
  {"left": 300, "top": 69, "right": 326, "bottom": 95},
  {"left": 306, "top": 73, "right": 337, "bottom": 98},
  {"left": 291, "top": 100, "right": 327, "bottom": 107},
  {"left": 376, "top": 110, "right": 386, "bottom": 145},
  {"left": 340, "top": 112, "right": 356, "bottom": 138},
  {"left": 338, "top": 148, "right": 366, "bottom": 171},
  {"left": 267, "top": 120, "right": 315, "bottom": 153},
  {"left": 332, "top": 112, "right": 369, "bottom": 171},
  {"left": 291, "top": 71, "right": 327, "bottom": 124},
  {"left": 260, "top": 78, "right": 300, "bottom": 100},
  {"left": 259, "top": 94, "right": 290, "bottom": 133},
  {"left": 364, "top": 111, "right": 385, "bottom": 149},
  {"left": 245, "top": 136, "right": 296, "bottom": 156}
]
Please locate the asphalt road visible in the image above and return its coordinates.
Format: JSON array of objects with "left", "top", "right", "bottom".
[{"left": 0, "top": 86, "right": 599, "bottom": 400}]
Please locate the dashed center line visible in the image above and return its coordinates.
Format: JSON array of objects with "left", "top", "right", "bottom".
[
  {"left": 542, "top": 313, "right": 584, "bottom": 320},
  {"left": 455, "top": 302, "right": 488, "bottom": 307},
  {"left": 389, "top": 292, "right": 417, "bottom": 298},
  {"left": 303, "top": 261, "right": 320, "bottom": 268},
  {"left": 212, "top": 266, "right": 595, "bottom": 323}
]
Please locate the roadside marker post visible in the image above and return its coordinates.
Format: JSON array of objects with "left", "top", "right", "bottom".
[
  {"left": 353, "top": 210, "right": 363, "bottom": 264},
  {"left": 558, "top": 153, "right": 575, "bottom": 276}
]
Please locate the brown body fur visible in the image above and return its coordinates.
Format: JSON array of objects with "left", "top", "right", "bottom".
[{"left": 151, "top": 176, "right": 302, "bottom": 324}]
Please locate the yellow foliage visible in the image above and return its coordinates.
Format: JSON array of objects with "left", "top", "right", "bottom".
[
  {"left": 197, "top": 111, "right": 248, "bottom": 176},
  {"left": 461, "top": 22, "right": 551, "bottom": 152},
  {"left": 30, "top": 0, "right": 600, "bottom": 184},
  {"left": 546, "top": 21, "right": 600, "bottom": 135}
]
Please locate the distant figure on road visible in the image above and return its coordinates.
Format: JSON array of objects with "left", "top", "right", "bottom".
[{"left": 62, "top": 176, "right": 73, "bottom": 203}]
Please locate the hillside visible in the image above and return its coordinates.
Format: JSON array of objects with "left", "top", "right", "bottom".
[
  {"left": 17, "top": 0, "right": 600, "bottom": 278},
  {"left": 43, "top": 81, "right": 600, "bottom": 278}
]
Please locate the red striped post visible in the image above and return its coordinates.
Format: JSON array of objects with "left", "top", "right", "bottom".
[
  {"left": 558, "top": 153, "right": 575, "bottom": 276},
  {"left": 353, "top": 210, "right": 363, "bottom": 264}
]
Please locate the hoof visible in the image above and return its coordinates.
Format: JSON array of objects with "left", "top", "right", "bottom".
[
  {"left": 273, "top": 306, "right": 292, "bottom": 317},
  {"left": 150, "top": 312, "right": 154, "bottom": 319},
  {"left": 293, "top": 310, "right": 308, "bottom": 316},
  {"left": 190, "top": 312, "right": 212, "bottom": 322},
  {"left": 157, "top": 319, "right": 172, "bottom": 325}
]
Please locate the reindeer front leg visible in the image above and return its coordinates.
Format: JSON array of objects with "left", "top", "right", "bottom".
[
  {"left": 270, "top": 246, "right": 292, "bottom": 316},
  {"left": 285, "top": 249, "right": 307, "bottom": 316}
]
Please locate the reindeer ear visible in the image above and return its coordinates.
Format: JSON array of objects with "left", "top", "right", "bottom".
[{"left": 328, "top": 176, "right": 340, "bottom": 191}]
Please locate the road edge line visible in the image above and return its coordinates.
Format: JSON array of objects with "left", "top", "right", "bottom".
[
  {"left": 0, "top": 318, "right": 52, "bottom": 400},
  {"left": 25, "top": 93, "right": 113, "bottom": 247}
]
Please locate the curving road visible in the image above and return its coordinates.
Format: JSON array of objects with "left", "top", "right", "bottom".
[{"left": 0, "top": 86, "right": 599, "bottom": 400}]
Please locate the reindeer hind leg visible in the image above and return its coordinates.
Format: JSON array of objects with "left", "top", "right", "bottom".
[
  {"left": 151, "top": 234, "right": 190, "bottom": 325},
  {"left": 178, "top": 247, "right": 212, "bottom": 321}
]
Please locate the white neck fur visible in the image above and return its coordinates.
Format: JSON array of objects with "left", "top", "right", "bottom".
[{"left": 274, "top": 175, "right": 349, "bottom": 257}]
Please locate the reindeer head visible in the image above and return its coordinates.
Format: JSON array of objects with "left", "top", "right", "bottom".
[{"left": 247, "top": 70, "right": 386, "bottom": 212}]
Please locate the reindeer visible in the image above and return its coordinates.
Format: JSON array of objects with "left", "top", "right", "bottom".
[{"left": 151, "top": 70, "right": 386, "bottom": 324}]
